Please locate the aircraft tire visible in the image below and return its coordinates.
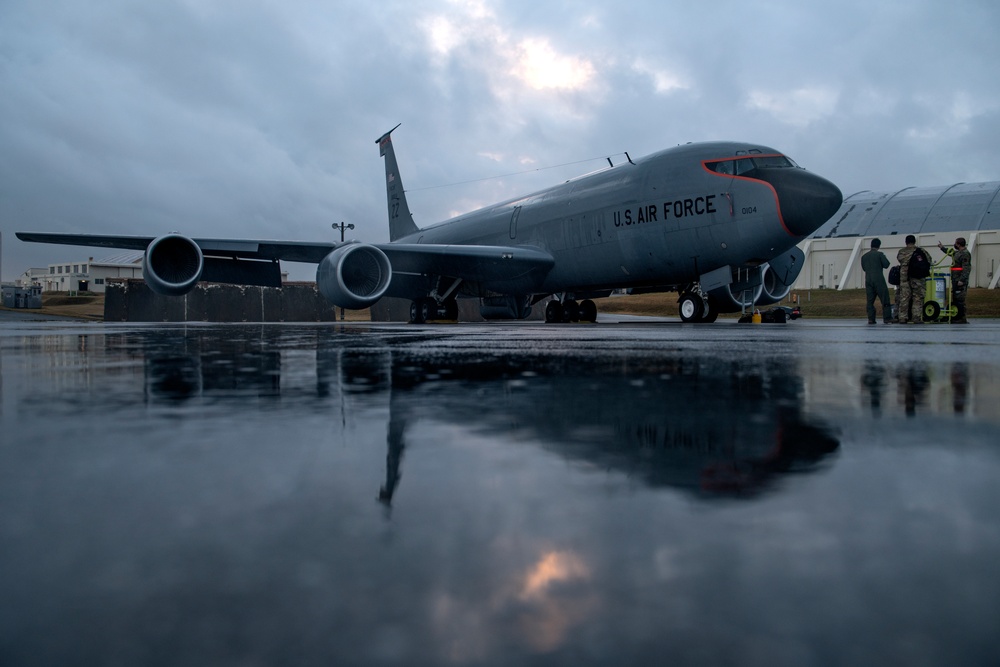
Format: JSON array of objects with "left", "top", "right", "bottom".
[
  {"left": 579, "top": 299, "right": 598, "bottom": 323},
  {"left": 562, "top": 300, "right": 580, "bottom": 323},
  {"left": 679, "top": 293, "right": 704, "bottom": 323},
  {"left": 545, "top": 300, "right": 563, "bottom": 323},
  {"left": 409, "top": 299, "right": 431, "bottom": 324},
  {"left": 701, "top": 301, "right": 719, "bottom": 323}
]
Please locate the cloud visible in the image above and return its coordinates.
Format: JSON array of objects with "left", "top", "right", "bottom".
[
  {"left": 745, "top": 86, "right": 840, "bottom": 127},
  {"left": 631, "top": 58, "right": 688, "bottom": 95},
  {"left": 3, "top": 0, "right": 1000, "bottom": 280},
  {"left": 510, "top": 38, "right": 595, "bottom": 92},
  {"left": 418, "top": 3, "right": 599, "bottom": 109}
]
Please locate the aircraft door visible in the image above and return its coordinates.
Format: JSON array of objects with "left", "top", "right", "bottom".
[{"left": 509, "top": 206, "right": 521, "bottom": 240}]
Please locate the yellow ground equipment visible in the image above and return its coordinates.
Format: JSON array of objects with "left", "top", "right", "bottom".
[{"left": 922, "top": 258, "right": 958, "bottom": 323}]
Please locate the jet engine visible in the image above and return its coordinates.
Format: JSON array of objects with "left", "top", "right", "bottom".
[
  {"left": 756, "top": 265, "right": 793, "bottom": 306},
  {"left": 756, "top": 247, "right": 805, "bottom": 306},
  {"left": 316, "top": 243, "right": 392, "bottom": 309},
  {"left": 143, "top": 234, "right": 205, "bottom": 296},
  {"left": 706, "top": 268, "right": 764, "bottom": 313}
]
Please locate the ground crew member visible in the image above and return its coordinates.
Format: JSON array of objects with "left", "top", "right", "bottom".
[
  {"left": 937, "top": 237, "right": 972, "bottom": 323},
  {"left": 861, "top": 238, "right": 892, "bottom": 324},
  {"left": 896, "top": 235, "right": 928, "bottom": 324}
]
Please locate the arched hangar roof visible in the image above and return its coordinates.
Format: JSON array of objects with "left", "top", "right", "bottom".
[{"left": 810, "top": 181, "right": 1000, "bottom": 239}]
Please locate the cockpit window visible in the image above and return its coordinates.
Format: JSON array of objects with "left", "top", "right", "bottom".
[
  {"left": 704, "top": 153, "right": 798, "bottom": 174},
  {"left": 709, "top": 160, "right": 734, "bottom": 175},
  {"left": 752, "top": 155, "right": 797, "bottom": 168}
]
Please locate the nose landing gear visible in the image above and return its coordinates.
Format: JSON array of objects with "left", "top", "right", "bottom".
[{"left": 678, "top": 292, "right": 718, "bottom": 323}]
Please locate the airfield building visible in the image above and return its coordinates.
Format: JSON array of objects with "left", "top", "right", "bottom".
[
  {"left": 793, "top": 181, "right": 1000, "bottom": 291},
  {"left": 24, "top": 253, "right": 145, "bottom": 294}
]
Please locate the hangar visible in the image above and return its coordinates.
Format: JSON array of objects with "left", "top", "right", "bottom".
[{"left": 793, "top": 181, "right": 1000, "bottom": 291}]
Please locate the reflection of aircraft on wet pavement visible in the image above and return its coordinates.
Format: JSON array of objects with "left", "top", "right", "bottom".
[
  {"left": 321, "top": 349, "right": 841, "bottom": 502},
  {"left": 18, "top": 127, "right": 841, "bottom": 323},
  {"left": 138, "top": 335, "right": 839, "bottom": 502},
  {"left": 139, "top": 331, "right": 280, "bottom": 402}
]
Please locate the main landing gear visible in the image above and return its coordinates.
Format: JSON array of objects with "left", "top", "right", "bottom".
[
  {"left": 544, "top": 298, "right": 598, "bottom": 324},
  {"left": 678, "top": 292, "right": 718, "bottom": 323},
  {"left": 409, "top": 297, "right": 459, "bottom": 324}
]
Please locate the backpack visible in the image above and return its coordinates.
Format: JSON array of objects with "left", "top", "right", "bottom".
[
  {"left": 908, "top": 248, "right": 931, "bottom": 280},
  {"left": 888, "top": 265, "right": 901, "bottom": 286}
]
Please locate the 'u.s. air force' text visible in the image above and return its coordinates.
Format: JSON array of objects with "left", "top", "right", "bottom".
[{"left": 614, "top": 195, "right": 717, "bottom": 227}]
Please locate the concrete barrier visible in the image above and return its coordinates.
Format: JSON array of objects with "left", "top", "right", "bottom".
[
  {"left": 105, "top": 280, "right": 340, "bottom": 322},
  {"left": 105, "top": 280, "right": 549, "bottom": 322}
]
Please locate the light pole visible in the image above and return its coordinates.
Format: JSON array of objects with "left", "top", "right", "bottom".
[
  {"left": 332, "top": 222, "right": 355, "bottom": 320},
  {"left": 332, "top": 221, "right": 355, "bottom": 243}
]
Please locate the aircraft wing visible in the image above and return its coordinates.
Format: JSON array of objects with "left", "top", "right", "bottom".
[
  {"left": 15, "top": 232, "right": 338, "bottom": 263},
  {"left": 16, "top": 230, "right": 556, "bottom": 302},
  {"left": 15, "top": 232, "right": 555, "bottom": 285}
]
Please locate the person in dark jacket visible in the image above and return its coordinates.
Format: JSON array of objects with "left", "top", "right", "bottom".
[{"left": 861, "top": 238, "right": 892, "bottom": 324}]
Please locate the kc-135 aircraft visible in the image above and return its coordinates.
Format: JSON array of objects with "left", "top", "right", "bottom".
[{"left": 18, "top": 126, "right": 842, "bottom": 323}]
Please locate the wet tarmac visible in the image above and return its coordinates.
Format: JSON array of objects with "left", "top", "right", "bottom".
[{"left": 2, "top": 316, "right": 1000, "bottom": 666}]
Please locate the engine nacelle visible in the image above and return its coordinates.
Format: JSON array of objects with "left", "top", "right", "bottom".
[
  {"left": 143, "top": 234, "right": 205, "bottom": 296},
  {"left": 757, "top": 246, "right": 805, "bottom": 306},
  {"left": 707, "top": 267, "right": 764, "bottom": 313},
  {"left": 316, "top": 243, "right": 392, "bottom": 309},
  {"left": 756, "top": 266, "right": 793, "bottom": 306}
]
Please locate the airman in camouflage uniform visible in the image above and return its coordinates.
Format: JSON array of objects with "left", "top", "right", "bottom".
[
  {"left": 896, "top": 235, "right": 927, "bottom": 324},
  {"left": 937, "top": 237, "right": 972, "bottom": 323}
]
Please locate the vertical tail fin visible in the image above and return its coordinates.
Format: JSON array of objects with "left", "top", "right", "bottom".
[{"left": 377, "top": 125, "right": 419, "bottom": 241}]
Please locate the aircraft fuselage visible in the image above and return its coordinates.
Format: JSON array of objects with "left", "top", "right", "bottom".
[{"left": 390, "top": 141, "right": 840, "bottom": 300}]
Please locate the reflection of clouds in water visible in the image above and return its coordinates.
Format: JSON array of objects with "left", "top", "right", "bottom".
[
  {"left": 521, "top": 550, "right": 590, "bottom": 600},
  {"left": 518, "top": 550, "right": 594, "bottom": 653},
  {"left": 429, "top": 548, "right": 596, "bottom": 659}
]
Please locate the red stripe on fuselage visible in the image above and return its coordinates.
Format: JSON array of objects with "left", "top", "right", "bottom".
[{"left": 701, "top": 155, "right": 793, "bottom": 237}]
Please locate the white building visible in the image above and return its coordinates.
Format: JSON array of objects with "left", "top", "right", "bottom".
[
  {"left": 16, "top": 267, "right": 48, "bottom": 287},
  {"left": 794, "top": 181, "right": 1000, "bottom": 291},
  {"left": 25, "top": 251, "right": 290, "bottom": 293},
  {"left": 31, "top": 252, "right": 144, "bottom": 293}
]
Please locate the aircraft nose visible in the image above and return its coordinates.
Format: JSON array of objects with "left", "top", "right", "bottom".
[{"left": 754, "top": 168, "right": 843, "bottom": 237}]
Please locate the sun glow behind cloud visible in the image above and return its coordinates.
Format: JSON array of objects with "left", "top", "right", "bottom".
[
  {"left": 419, "top": 2, "right": 598, "bottom": 99},
  {"left": 511, "top": 38, "right": 595, "bottom": 91}
]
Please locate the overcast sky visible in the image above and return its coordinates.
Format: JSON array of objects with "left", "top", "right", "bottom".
[{"left": 3, "top": 0, "right": 999, "bottom": 281}]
